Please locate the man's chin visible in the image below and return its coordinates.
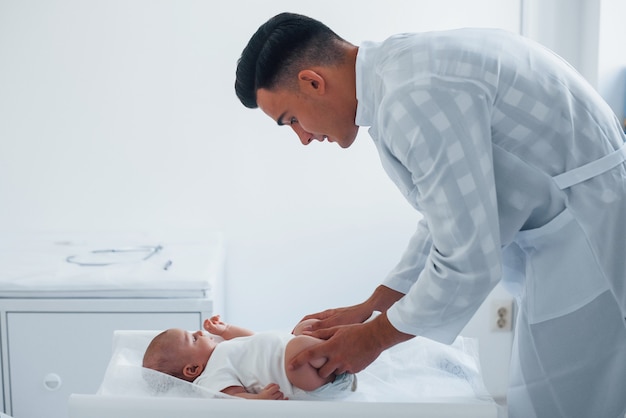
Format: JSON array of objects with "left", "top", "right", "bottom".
[{"left": 339, "top": 129, "right": 359, "bottom": 148}]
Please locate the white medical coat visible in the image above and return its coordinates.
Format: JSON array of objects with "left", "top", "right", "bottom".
[{"left": 355, "top": 29, "right": 626, "bottom": 418}]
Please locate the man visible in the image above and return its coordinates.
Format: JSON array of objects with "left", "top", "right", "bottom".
[{"left": 235, "top": 12, "right": 626, "bottom": 418}]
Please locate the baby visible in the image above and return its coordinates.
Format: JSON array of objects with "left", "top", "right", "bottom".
[{"left": 142, "top": 315, "right": 356, "bottom": 400}]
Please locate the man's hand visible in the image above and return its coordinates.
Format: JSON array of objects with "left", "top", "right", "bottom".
[
  {"left": 295, "top": 303, "right": 373, "bottom": 334},
  {"left": 294, "top": 285, "right": 405, "bottom": 333},
  {"left": 289, "top": 312, "right": 413, "bottom": 378}
]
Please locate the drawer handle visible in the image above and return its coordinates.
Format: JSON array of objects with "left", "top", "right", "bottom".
[{"left": 43, "top": 373, "right": 62, "bottom": 391}]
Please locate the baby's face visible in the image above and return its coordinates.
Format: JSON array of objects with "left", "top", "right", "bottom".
[{"left": 169, "top": 328, "right": 217, "bottom": 365}]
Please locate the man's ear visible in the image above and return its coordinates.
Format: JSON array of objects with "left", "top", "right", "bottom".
[
  {"left": 183, "top": 363, "right": 204, "bottom": 379},
  {"left": 297, "top": 69, "right": 326, "bottom": 96}
]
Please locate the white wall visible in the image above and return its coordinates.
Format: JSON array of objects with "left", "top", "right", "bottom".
[
  {"left": 0, "top": 0, "right": 521, "bottom": 398},
  {"left": 521, "top": 0, "right": 601, "bottom": 86},
  {"left": 522, "top": 0, "right": 626, "bottom": 123},
  {"left": 597, "top": 0, "right": 626, "bottom": 124}
]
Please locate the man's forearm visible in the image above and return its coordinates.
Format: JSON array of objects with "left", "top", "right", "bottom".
[{"left": 367, "top": 285, "right": 405, "bottom": 313}]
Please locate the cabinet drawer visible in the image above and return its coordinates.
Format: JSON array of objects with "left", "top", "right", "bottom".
[{"left": 7, "top": 312, "right": 201, "bottom": 418}]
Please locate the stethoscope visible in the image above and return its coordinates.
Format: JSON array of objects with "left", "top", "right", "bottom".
[{"left": 65, "top": 245, "right": 172, "bottom": 269}]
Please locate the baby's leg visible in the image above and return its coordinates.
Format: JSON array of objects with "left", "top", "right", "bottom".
[
  {"left": 284, "top": 335, "right": 333, "bottom": 391},
  {"left": 292, "top": 318, "right": 320, "bottom": 336}
]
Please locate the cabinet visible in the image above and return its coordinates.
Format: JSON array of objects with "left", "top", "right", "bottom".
[
  {"left": 0, "top": 297, "right": 214, "bottom": 418},
  {"left": 0, "top": 231, "right": 224, "bottom": 418}
]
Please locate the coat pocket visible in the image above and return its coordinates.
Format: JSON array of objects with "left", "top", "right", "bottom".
[{"left": 515, "top": 208, "right": 609, "bottom": 324}]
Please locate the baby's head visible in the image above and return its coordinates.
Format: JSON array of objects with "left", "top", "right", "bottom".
[{"left": 143, "top": 328, "right": 216, "bottom": 382}]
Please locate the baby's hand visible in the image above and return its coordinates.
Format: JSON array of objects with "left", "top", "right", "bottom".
[
  {"left": 203, "top": 315, "right": 228, "bottom": 335},
  {"left": 258, "top": 383, "right": 286, "bottom": 400}
]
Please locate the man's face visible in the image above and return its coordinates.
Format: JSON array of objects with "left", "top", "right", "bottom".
[{"left": 256, "top": 87, "right": 359, "bottom": 149}]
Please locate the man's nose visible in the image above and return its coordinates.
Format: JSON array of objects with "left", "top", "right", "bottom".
[{"left": 291, "top": 124, "right": 313, "bottom": 146}]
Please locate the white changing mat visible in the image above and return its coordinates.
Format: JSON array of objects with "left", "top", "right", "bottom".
[
  {"left": 98, "top": 329, "right": 495, "bottom": 404},
  {"left": 0, "top": 231, "right": 223, "bottom": 298}
]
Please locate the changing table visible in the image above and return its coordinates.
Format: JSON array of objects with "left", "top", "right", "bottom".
[{"left": 0, "top": 231, "right": 224, "bottom": 418}]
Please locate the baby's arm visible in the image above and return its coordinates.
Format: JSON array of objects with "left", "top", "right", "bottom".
[
  {"left": 221, "top": 383, "right": 286, "bottom": 400},
  {"left": 204, "top": 315, "right": 254, "bottom": 340}
]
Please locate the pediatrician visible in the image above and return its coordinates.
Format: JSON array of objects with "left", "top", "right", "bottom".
[{"left": 234, "top": 12, "right": 626, "bottom": 418}]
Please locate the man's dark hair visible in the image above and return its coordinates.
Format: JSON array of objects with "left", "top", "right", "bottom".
[{"left": 235, "top": 12, "right": 346, "bottom": 109}]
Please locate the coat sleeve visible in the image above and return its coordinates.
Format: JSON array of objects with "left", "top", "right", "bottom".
[
  {"left": 382, "top": 218, "right": 431, "bottom": 294},
  {"left": 381, "top": 83, "right": 503, "bottom": 343}
]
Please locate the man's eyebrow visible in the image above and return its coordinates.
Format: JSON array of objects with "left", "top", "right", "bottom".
[{"left": 276, "top": 112, "right": 287, "bottom": 126}]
